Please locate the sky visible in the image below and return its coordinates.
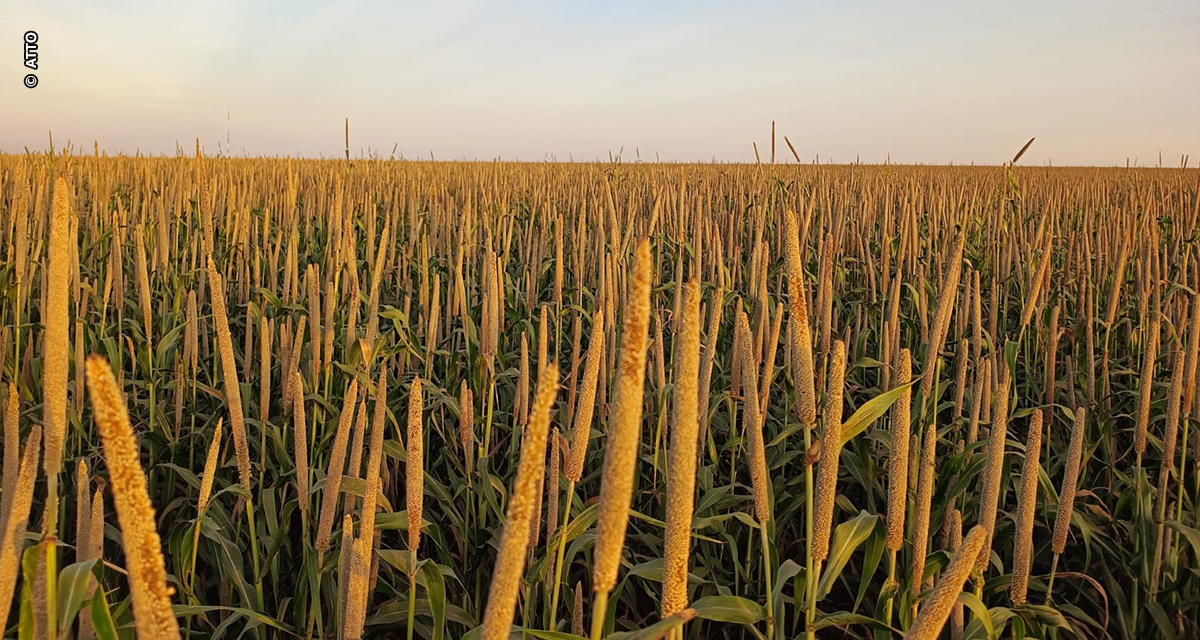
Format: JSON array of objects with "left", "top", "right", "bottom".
[{"left": 2, "top": 0, "right": 1199, "bottom": 165}]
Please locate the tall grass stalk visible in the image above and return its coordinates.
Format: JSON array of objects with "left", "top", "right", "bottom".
[
  {"left": 85, "top": 356, "right": 181, "bottom": 639},
  {"left": 592, "top": 239, "right": 653, "bottom": 640},
  {"left": 810, "top": 339, "right": 845, "bottom": 639},
  {"left": 480, "top": 364, "right": 558, "bottom": 640}
]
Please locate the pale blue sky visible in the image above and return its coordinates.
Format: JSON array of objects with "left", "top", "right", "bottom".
[{"left": 3, "top": 0, "right": 1198, "bottom": 164}]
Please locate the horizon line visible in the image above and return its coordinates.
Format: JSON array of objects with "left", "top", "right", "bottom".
[{"left": 0, "top": 148, "right": 1193, "bottom": 171}]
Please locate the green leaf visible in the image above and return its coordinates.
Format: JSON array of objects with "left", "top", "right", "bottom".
[
  {"left": 160, "top": 463, "right": 202, "bottom": 490},
  {"left": 1166, "top": 520, "right": 1200, "bottom": 559},
  {"left": 771, "top": 559, "right": 803, "bottom": 622},
  {"left": 608, "top": 609, "right": 697, "bottom": 640},
  {"left": 172, "top": 604, "right": 289, "bottom": 631},
  {"left": 56, "top": 559, "right": 100, "bottom": 632},
  {"left": 840, "top": 380, "right": 917, "bottom": 446},
  {"left": 463, "top": 627, "right": 587, "bottom": 640},
  {"left": 521, "top": 632, "right": 589, "bottom": 640},
  {"left": 957, "top": 592, "right": 996, "bottom": 640},
  {"left": 155, "top": 322, "right": 185, "bottom": 366},
  {"left": 378, "top": 548, "right": 414, "bottom": 573},
  {"left": 1145, "top": 602, "right": 1178, "bottom": 640},
  {"left": 255, "top": 288, "right": 283, "bottom": 310},
  {"left": 817, "top": 511, "right": 880, "bottom": 599},
  {"left": 628, "top": 558, "right": 665, "bottom": 582},
  {"left": 854, "top": 520, "right": 885, "bottom": 611},
  {"left": 813, "top": 611, "right": 897, "bottom": 633},
  {"left": 90, "top": 590, "right": 120, "bottom": 640},
  {"left": 375, "top": 510, "right": 431, "bottom": 531},
  {"left": 691, "top": 595, "right": 766, "bottom": 624},
  {"left": 18, "top": 543, "right": 38, "bottom": 640},
  {"left": 1003, "top": 341, "right": 1018, "bottom": 378},
  {"left": 877, "top": 578, "right": 899, "bottom": 606},
  {"left": 340, "top": 476, "right": 394, "bottom": 512},
  {"left": 564, "top": 503, "right": 599, "bottom": 541},
  {"left": 418, "top": 559, "right": 447, "bottom": 640},
  {"left": 1012, "top": 603, "right": 1070, "bottom": 630}
]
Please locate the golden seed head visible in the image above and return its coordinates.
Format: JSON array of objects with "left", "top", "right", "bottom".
[
  {"left": 197, "top": 419, "right": 223, "bottom": 515},
  {"left": 572, "top": 581, "right": 584, "bottom": 637},
  {"left": 0, "top": 425, "right": 42, "bottom": 633},
  {"left": 566, "top": 309, "right": 605, "bottom": 482},
  {"left": 663, "top": 280, "right": 702, "bottom": 616},
  {"left": 547, "top": 426, "right": 561, "bottom": 544},
  {"left": 293, "top": 369, "right": 310, "bottom": 519},
  {"left": 480, "top": 363, "right": 558, "bottom": 640},
  {"left": 306, "top": 266, "right": 322, "bottom": 381},
  {"left": 185, "top": 292, "right": 198, "bottom": 375},
  {"left": 737, "top": 312, "right": 770, "bottom": 525},
  {"left": 75, "top": 458, "right": 91, "bottom": 560},
  {"left": 886, "top": 348, "right": 913, "bottom": 551},
  {"left": 407, "top": 376, "right": 424, "bottom": 553},
  {"left": 910, "top": 420, "right": 938, "bottom": 597},
  {"left": 206, "top": 257, "right": 252, "bottom": 488},
  {"left": 818, "top": 234, "right": 835, "bottom": 356},
  {"left": 2, "top": 382, "right": 20, "bottom": 535},
  {"left": 1010, "top": 409, "right": 1043, "bottom": 605},
  {"left": 283, "top": 317, "right": 308, "bottom": 409},
  {"left": 538, "top": 304, "right": 550, "bottom": 379},
  {"left": 1160, "top": 349, "right": 1185, "bottom": 473},
  {"left": 11, "top": 164, "right": 28, "bottom": 287},
  {"left": 699, "top": 289, "right": 724, "bottom": 411},
  {"left": 323, "top": 278, "right": 337, "bottom": 372},
  {"left": 1052, "top": 408, "right": 1086, "bottom": 554},
  {"left": 653, "top": 313, "right": 667, "bottom": 395},
  {"left": 343, "top": 533, "right": 372, "bottom": 639},
  {"left": 1154, "top": 353, "right": 1185, "bottom": 544},
  {"left": 317, "top": 379, "right": 359, "bottom": 554},
  {"left": 1019, "top": 234, "right": 1053, "bottom": 328},
  {"left": 730, "top": 312, "right": 745, "bottom": 398},
  {"left": 259, "top": 316, "right": 273, "bottom": 425},
  {"left": 907, "top": 525, "right": 989, "bottom": 640},
  {"left": 517, "top": 331, "right": 530, "bottom": 424},
  {"left": 88, "top": 488, "right": 105, "bottom": 561},
  {"left": 459, "top": 381, "right": 475, "bottom": 476},
  {"left": 949, "top": 508, "right": 963, "bottom": 548},
  {"left": 43, "top": 177, "right": 74, "bottom": 478},
  {"left": 976, "top": 362, "right": 1010, "bottom": 574},
  {"left": 594, "top": 239, "right": 654, "bottom": 595},
  {"left": 813, "top": 339, "right": 846, "bottom": 563},
  {"left": 358, "top": 367, "right": 388, "bottom": 548},
  {"left": 488, "top": 254, "right": 502, "bottom": 358},
  {"left": 529, "top": 425, "right": 548, "bottom": 551},
  {"left": 134, "top": 224, "right": 153, "bottom": 346},
  {"left": 85, "top": 356, "right": 181, "bottom": 639},
  {"left": 792, "top": 308, "right": 817, "bottom": 427},
  {"left": 1184, "top": 293, "right": 1200, "bottom": 417},
  {"left": 1134, "top": 318, "right": 1160, "bottom": 457},
  {"left": 337, "top": 512, "right": 354, "bottom": 626},
  {"left": 967, "top": 363, "right": 991, "bottom": 447},
  {"left": 922, "top": 236, "right": 965, "bottom": 396},
  {"left": 343, "top": 398, "right": 369, "bottom": 525}
]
